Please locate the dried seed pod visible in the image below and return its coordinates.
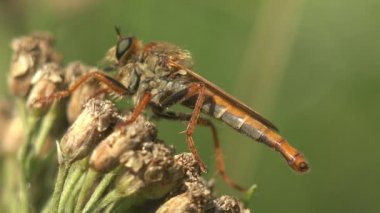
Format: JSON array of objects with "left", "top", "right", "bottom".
[
  {"left": 175, "top": 153, "right": 202, "bottom": 182},
  {"left": 26, "top": 63, "right": 64, "bottom": 113},
  {"left": 90, "top": 114, "right": 157, "bottom": 172},
  {"left": 119, "top": 141, "right": 175, "bottom": 184},
  {"left": 156, "top": 179, "right": 213, "bottom": 213},
  {"left": 117, "top": 141, "right": 176, "bottom": 183},
  {"left": 65, "top": 62, "right": 105, "bottom": 123},
  {"left": 210, "top": 195, "right": 248, "bottom": 213},
  {"left": 164, "top": 154, "right": 250, "bottom": 213},
  {"left": 8, "top": 33, "right": 62, "bottom": 97},
  {"left": 59, "top": 99, "right": 118, "bottom": 164},
  {"left": 113, "top": 140, "right": 182, "bottom": 200}
]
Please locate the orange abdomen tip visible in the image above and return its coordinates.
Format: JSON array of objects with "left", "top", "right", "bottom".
[{"left": 290, "top": 154, "right": 310, "bottom": 173}]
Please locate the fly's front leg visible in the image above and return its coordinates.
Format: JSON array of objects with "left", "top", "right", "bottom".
[
  {"left": 33, "top": 71, "right": 131, "bottom": 104},
  {"left": 152, "top": 106, "right": 246, "bottom": 191}
]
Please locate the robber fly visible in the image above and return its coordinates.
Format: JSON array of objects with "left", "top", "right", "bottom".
[{"left": 36, "top": 28, "right": 309, "bottom": 191}]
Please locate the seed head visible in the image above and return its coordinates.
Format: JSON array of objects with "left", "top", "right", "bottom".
[
  {"left": 59, "top": 99, "right": 118, "bottom": 164},
  {"left": 156, "top": 178, "right": 212, "bottom": 213},
  {"left": 89, "top": 114, "right": 157, "bottom": 172},
  {"left": 8, "top": 33, "right": 62, "bottom": 97},
  {"left": 212, "top": 195, "right": 243, "bottom": 213},
  {"left": 113, "top": 140, "right": 181, "bottom": 200},
  {"left": 26, "top": 63, "right": 64, "bottom": 113}
]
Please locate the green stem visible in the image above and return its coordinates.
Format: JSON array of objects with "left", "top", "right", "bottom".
[
  {"left": 50, "top": 163, "right": 71, "bottom": 213},
  {"left": 16, "top": 99, "right": 40, "bottom": 213},
  {"left": 65, "top": 174, "right": 85, "bottom": 213},
  {"left": 94, "top": 190, "right": 122, "bottom": 212},
  {"left": 58, "top": 160, "right": 86, "bottom": 212},
  {"left": 19, "top": 175, "right": 31, "bottom": 213},
  {"left": 82, "top": 168, "right": 120, "bottom": 213},
  {"left": 93, "top": 173, "right": 139, "bottom": 212},
  {"left": 18, "top": 115, "right": 39, "bottom": 175},
  {"left": 74, "top": 169, "right": 100, "bottom": 213},
  {"left": 2, "top": 157, "right": 18, "bottom": 213},
  {"left": 34, "top": 103, "right": 59, "bottom": 156}
]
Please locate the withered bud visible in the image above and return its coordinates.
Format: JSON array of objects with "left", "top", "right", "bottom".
[
  {"left": 65, "top": 62, "right": 105, "bottom": 123},
  {"left": 211, "top": 195, "right": 249, "bottom": 213},
  {"left": 175, "top": 153, "right": 202, "bottom": 182},
  {"left": 59, "top": 99, "right": 118, "bottom": 164},
  {"left": 90, "top": 114, "right": 157, "bottom": 172},
  {"left": 213, "top": 196, "right": 240, "bottom": 213},
  {"left": 26, "top": 63, "right": 64, "bottom": 113},
  {"left": 120, "top": 142, "right": 174, "bottom": 184},
  {"left": 8, "top": 32, "right": 62, "bottom": 97},
  {"left": 156, "top": 179, "right": 213, "bottom": 213},
  {"left": 114, "top": 141, "right": 182, "bottom": 200}
]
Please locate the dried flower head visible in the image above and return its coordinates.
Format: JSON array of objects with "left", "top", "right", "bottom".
[
  {"left": 59, "top": 98, "right": 118, "bottom": 164},
  {"left": 26, "top": 63, "right": 64, "bottom": 113},
  {"left": 90, "top": 114, "right": 157, "bottom": 172},
  {"left": 156, "top": 178, "right": 212, "bottom": 213},
  {"left": 175, "top": 153, "right": 202, "bottom": 182},
  {"left": 112, "top": 140, "right": 182, "bottom": 201},
  {"left": 212, "top": 195, "right": 245, "bottom": 213},
  {"left": 8, "top": 33, "right": 62, "bottom": 97}
]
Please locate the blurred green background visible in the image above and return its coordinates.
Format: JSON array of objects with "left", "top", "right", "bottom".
[{"left": 1, "top": 0, "right": 379, "bottom": 212}]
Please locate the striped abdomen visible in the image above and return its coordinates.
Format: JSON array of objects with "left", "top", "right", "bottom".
[{"left": 200, "top": 94, "right": 309, "bottom": 173}]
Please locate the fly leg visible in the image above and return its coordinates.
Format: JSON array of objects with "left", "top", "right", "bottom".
[
  {"left": 156, "top": 83, "right": 207, "bottom": 172},
  {"left": 152, "top": 106, "right": 246, "bottom": 191},
  {"left": 33, "top": 71, "right": 132, "bottom": 104},
  {"left": 179, "top": 83, "right": 208, "bottom": 173},
  {"left": 158, "top": 83, "right": 217, "bottom": 175},
  {"left": 117, "top": 91, "right": 152, "bottom": 127},
  {"left": 87, "top": 88, "right": 111, "bottom": 100}
]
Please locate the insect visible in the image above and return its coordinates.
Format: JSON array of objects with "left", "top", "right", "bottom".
[{"left": 35, "top": 28, "right": 309, "bottom": 191}]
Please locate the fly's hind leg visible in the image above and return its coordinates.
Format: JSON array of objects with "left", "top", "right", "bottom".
[
  {"left": 33, "top": 71, "right": 131, "bottom": 104},
  {"left": 152, "top": 106, "right": 246, "bottom": 191}
]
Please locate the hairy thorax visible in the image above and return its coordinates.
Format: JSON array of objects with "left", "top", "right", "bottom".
[{"left": 117, "top": 45, "right": 195, "bottom": 107}]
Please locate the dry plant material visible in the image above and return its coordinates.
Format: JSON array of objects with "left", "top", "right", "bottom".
[{"left": 8, "top": 33, "right": 62, "bottom": 97}]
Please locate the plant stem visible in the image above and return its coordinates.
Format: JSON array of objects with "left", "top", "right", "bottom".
[
  {"left": 93, "top": 174, "right": 136, "bottom": 212},
  {"left": 94, "top": 190, "right": 122, "bottom": 212},
  {"left": 64, "top": 173, "right": 85, "bottom": 213},
  {"left": 2, "top": 157, "right": 18, "bottom": 213},
  {"left": 50, "top": 163, "right": 70, "bottom": 213},
  {"left": 74, "top": 169, "right": 100, "bottom": 213},
  {"left": 82, "top": 168, "right": 120, "bottom": 213},
  {"left": 58, "top": 160, "right": 86, "bottom": 212},
  {"left": 34, "top": 103, "right": 59, "bottom": 156},
  {"left": 16, "top": 99, "right": 40, "bottom": 213}
]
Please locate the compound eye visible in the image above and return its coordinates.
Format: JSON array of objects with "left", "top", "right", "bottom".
[{"left": 116, "top": 37, "right": 133, "bottom": 62}]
